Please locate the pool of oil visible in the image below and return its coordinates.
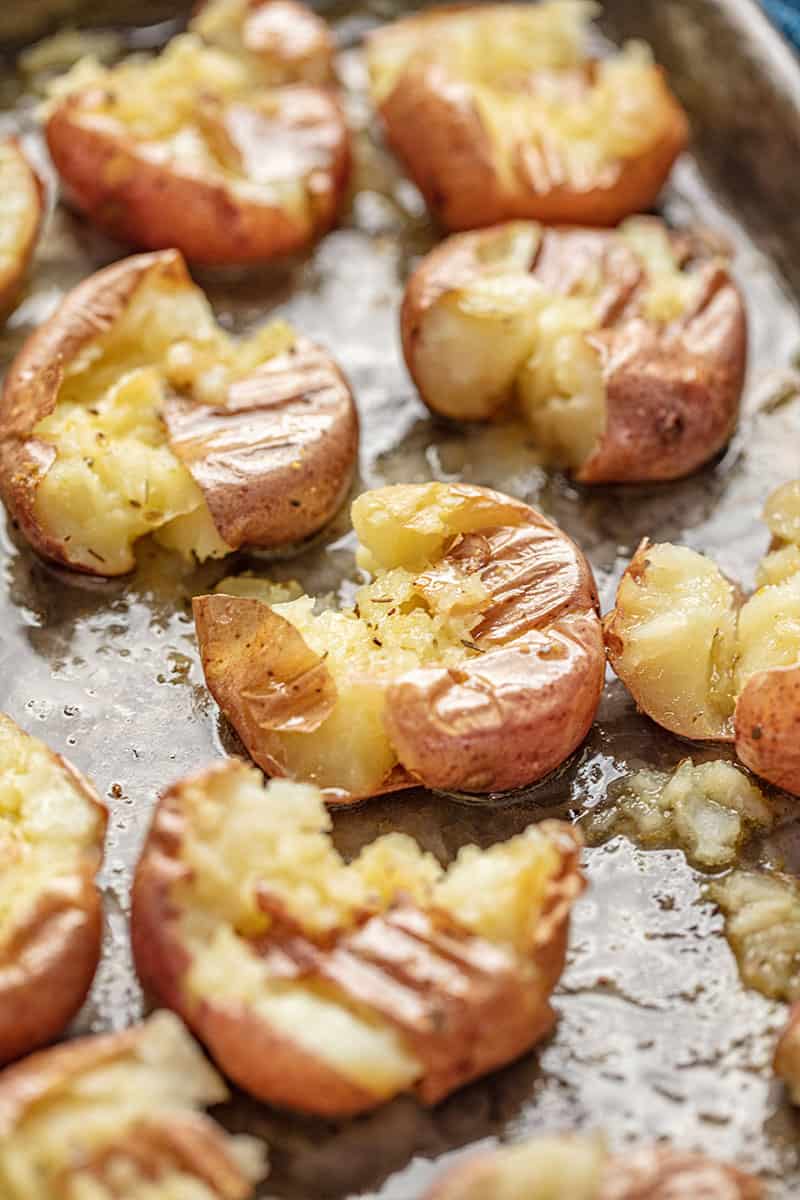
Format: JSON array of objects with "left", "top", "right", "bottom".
[{"left": 2, "top": 1, "right": 800, "bottom": 1195}]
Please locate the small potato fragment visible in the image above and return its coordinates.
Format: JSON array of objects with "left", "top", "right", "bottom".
[
  {"left": 710, "top": 870, "right": 800, "bottom": 1002},
  {"left": 402, "top": 219, "right": 746, "bottom": 484},
  {"left": 423, "top": 1134, "right": 763, "bottom": 1200},
  {"left": 192, "top": 0, "right": 335, "bottom": 84},
  {"left": 0, "top": 1011, "right": 267, "bottom": 1199},
  {"left": 367, "top": 3, "right": 688, "bottom": 231},
  {"left": 0, "top": 713, "right": 106, "bottom": 1066},
  {"left": 194, "top": 482, "right": 604, "bottom": 803},
  {"left": 605, "top": 480, "right": 800, "bottom": 794},
  {"left": 0, "top": 139, "right": 43, "bottom": 316},
  {"left": 132, "top": 761, "right": 585, "bottom": 1115},
  {"left": 45, "top": 22, "right": 349, "bottom": 264},
  {"left": 0, "top": 250, "right": 357, "bottom": 576}
]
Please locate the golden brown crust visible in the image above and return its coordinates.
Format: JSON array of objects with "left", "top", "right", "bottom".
[
  {"left": 46, "top": 84, "right": 350, "bottom": 265},
  {"left": 735, "top": 664, "right": 800, "bottom": 796},
  {"left": 370, "top": 8, "right": 688, "bottom": 231},
  {"left": 0, "top": 139, "right": 44, "bottom": 316},
  {"left": 132, "top": 761, "right": 584, "bottom": 1115},
  {"left": 0, "top": 250, "right": 358, "bottom": 574},
  {"left": 775, "top": 1002, "right": 800, "bottom": 1098},
  {"left": 193, "top": 488, "right": 603, "bottom": 802},
  {"left": 0, "top": 716, "right": 106, "bottom": 1066},
  {"left": 402, "top": 224, "right": 746, "bottom": 484}
]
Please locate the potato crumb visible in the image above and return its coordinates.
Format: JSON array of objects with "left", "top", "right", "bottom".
[{"left": 710, "top": 870, "right": 800, "bottom": 1001}]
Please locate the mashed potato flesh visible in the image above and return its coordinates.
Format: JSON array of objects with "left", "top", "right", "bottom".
[
  {"left": 0, "top": 715, "right": 102, "bottom": 944},
  {"left": 711, "top": 871, "right": 800, "bottom": 1001},
  {"left": 0, "top": 141, "right": 38, "bottom": 293},
  {"left": 33, "top": 272, "right": 294, "bottom": 573},
  {"left": 178, "top": 769, "right": 567, "bottom": 1097},
  {"left": 0, "top": 1012, "right": 265, "bottom": 1200}
]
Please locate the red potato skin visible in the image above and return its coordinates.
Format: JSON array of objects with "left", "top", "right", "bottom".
[
  {"left": 132, "top": 761, "right": 585, "bottom": 1116},
  {"left": 735, "top": 664, "right": 800, "bottom": 797},
  {"left": 0, "top": 139, "right": 44, "bottom": 316},
  {"left": 401, "top": 224, "right": 746, "bottom": 485},
  {"left": 775, "top": 1001, "right": 800, "bottom": 1099},
  {"left": 0, "top": 250, "right": 358, "bottom": 575},
  {"left": 424, "top": 1144, "right": 763, "bottom": 1200},
  {"left": 46, "top": 85, "right": 350, "bottom": 265},
  {"left": 0, "top": 724, "right": 106, "bottom": 1067},
  {"left": 370, "top": 7, "right": 688, "bottom": 233}
]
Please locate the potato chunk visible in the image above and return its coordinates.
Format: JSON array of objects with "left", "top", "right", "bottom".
[
  {"left": 132, "top": 761, "right": 585, "bottom": 1115},
  {"left": 195, "top": 482, "right": 604, "bottom": 802},
  {"left": 0, "top": 714, "right": 106, "bottom": 1065},
  {"left": 191, "top": 0, "right": 335, "bottom": 84},
  {"left": 0, "top": 139, "right": 42, "bottom": 316},
  {"left": 710, "top": 870, "right": 800, "bottom": 1002},
  {"left": 367, "top": 2, "right": 688, "bottom": 231},
  {"left": 402, "top": 220, "right": 745, "bottom": 484},
  {"left": 0, "top": 1012, "right": 266, "bottom": 1200},
  {"left": 0, "top": 250, "right": 357, "bottom": 575},
  {"left": 605, "top": 484, "right": 800, "bottom": 795}
]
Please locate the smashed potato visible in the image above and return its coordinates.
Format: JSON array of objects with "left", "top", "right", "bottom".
[
  {"left": 0, "top": 1011, "right": 266, "bottom": 1199},
  {"left": 0, "top": 250, "right": 357, "bottom": 575},
  {"left": 132, "top": 761, "right": 585, "bottom": 1115},
  {"left": 605, "top": 481, "right": 800, "bottom": 793},
  {"left": 584, "top": 759, "right": 772, "bottom": 869},
  {"left": 0, "top": 139, "right": 43, "bottom": 316},
  {"left": 0, "top": 714, "right": 106, "bottom": 1066},
  {"left": 367, "top": 2, "right": 688, "bottom": 231},
  {"left": 45, "top": 8, "right": 349, "bottom": 264},
  {"left": 424, "top": 1134, "right": 763, "bottom": 1200},
  {"left": 710, "top": 870, "right": 800, "bottom": 1003},
  {"left": 194, "top": 482, "right": 604, "bottom": 803},
  {"left": 402, "top": 219, "right": 745, "bottom": 483}
]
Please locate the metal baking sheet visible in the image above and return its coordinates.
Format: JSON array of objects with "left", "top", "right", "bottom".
[{"left": 2, "top": 1, "right": 800, "bottom": 1195}]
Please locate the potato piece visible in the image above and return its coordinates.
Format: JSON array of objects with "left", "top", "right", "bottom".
[
  {"left": 0, "top": 1011, "right": 266, "bottom": 1199},
  {"left": 132, "top": 761, "right": 585, "bottom": 1115},
  {"left": 45, "top": 27, "right": 349, "bottom": 264},
  {"left": 194, "top": 482, "right": 604, "bottom": 803},
  {"left": 402, "top": 219, "right": 745, "bottom": 484},
  {"left": 0, "top": 139, "right": 43, "bottom": 316},
  {"left": 0, "top": 714, "right": 106, "bottom": 1066},
  {"left": 423, "top": 1134, "right": 763, "bottom": 1200},
  {"left": 367, "top": 3, "right": 688, "bottom": 231},
  {"left": 192, "top": 0, "right": 335, "bottom": 84},
  {"left": 710, "top": 870, "right": 800, "bottom": 1002},
  {"left": 605, "top": 489, "right": 800, "bottom": 794},
  {"left": 0, "top": 250, "right": 357, "bottom": 576}
]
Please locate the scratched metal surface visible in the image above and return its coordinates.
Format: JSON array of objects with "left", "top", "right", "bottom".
[{"left": 2, "top": 0, "right": 800, "bottom": 1195}]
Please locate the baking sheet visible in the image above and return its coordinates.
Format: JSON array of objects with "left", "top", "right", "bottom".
[{"left": 3, "top": 0, "right": 800, "bottom": 1195}]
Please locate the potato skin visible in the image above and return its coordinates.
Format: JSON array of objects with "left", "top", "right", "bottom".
[
  {"left": 775, "top": 1002, "right": 800, "bottom": 1101},
  {"left": 132, "top": 761, "right": 584, "bottom": 1115},
  {"left": 0, "top": 716, "right": 106, "bottom": 1066},
  {"left": 194, "top": 487, "right": 604, "bottom": 802},
  {"left": 425, "top": 1143, "right": 763, "bottom": 1200},
  {"left": 402, "top": 224, "right": 746, "bottom": 484},
  {"left": 369, "top": 8, "right": 688, "bottom": 232},
  {"left": 0, "top": 249, "right": 358, "bottom": 574},
  {"left": 735, "top": 664, "right": 800, "bottom": 797},
  {"left": 46, "top": 84, "right": 350, "bottom": 265},
  {"left": 0, "top": 139, "right": 43, "bottom": 316}
]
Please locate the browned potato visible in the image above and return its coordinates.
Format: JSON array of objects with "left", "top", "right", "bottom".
[
  {"left": 192, "top": 0, "right": 335, "bottom": 84},
  {"left": 0, "top": 713, "right": 106, "bottom": 1066},
  {"left": 776, "top": 1003, "right": 800, "bottom": 1105},
  {"left": 423, "top": 1134, "right": 763, "bottom": 1200},
  {"left": 366, "top": 3, "right": 688, "bottom": 232},
  {"left": 0, "top": 249, "right": 357, "bottom": 576},
  {"left": 605, "top": 481, "right": 800, "bottom": 793},
  {"left": 0, "top": 139, "right": 43, "bottom": 316},
  {"left": 0, "top": 1011, "right": 267, "bottom": 1198},
  {"left": 401, "top": 219, "right": 745, "bottom": 484},
  {"left": 45, "top": 9, "right": 349, "bottom": 264},
  {"left": 132, "top": 760, "right": 585, "bottom": 1115},
  {"left": 194, "top": 482, "right": 604, "bottom": 803}
]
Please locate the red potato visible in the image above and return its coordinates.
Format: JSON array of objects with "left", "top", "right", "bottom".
[
  {"left": 0, "top": 1011, "right": 267, "bottom": 1199},
  {"left": 0, "top": 713, "right": 105, "bottom": 1066},
  {"left": 45, "top": 6, "right": 349, "bottom": 264},
  {"left": 0, "top": 249, "right": 358, "bottom": 576},
  {"left": 424, "top": 1134, "right": 763, "bottom": 1200},
  {"left": 401, "top": 218, "right": 745, "bottom": 484},
  {"left": 605, "top": 480, "right": 800, "bottom": 794},
  {"left": 367, "top": 3, "right": 688, "bottom": 232},
  {"left": 0, "top": 138, "right": 43, "bottom": 315},
  {"left": 194, "top": 482, "right": 605, "bottom": 804},
  {"left": 132, "top": 760, "right": 585, "bottom": 1115}
]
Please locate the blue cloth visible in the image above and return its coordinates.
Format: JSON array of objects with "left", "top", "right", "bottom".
[{"left": 763, "top": 0, "right": 800, "bottom": 46}]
